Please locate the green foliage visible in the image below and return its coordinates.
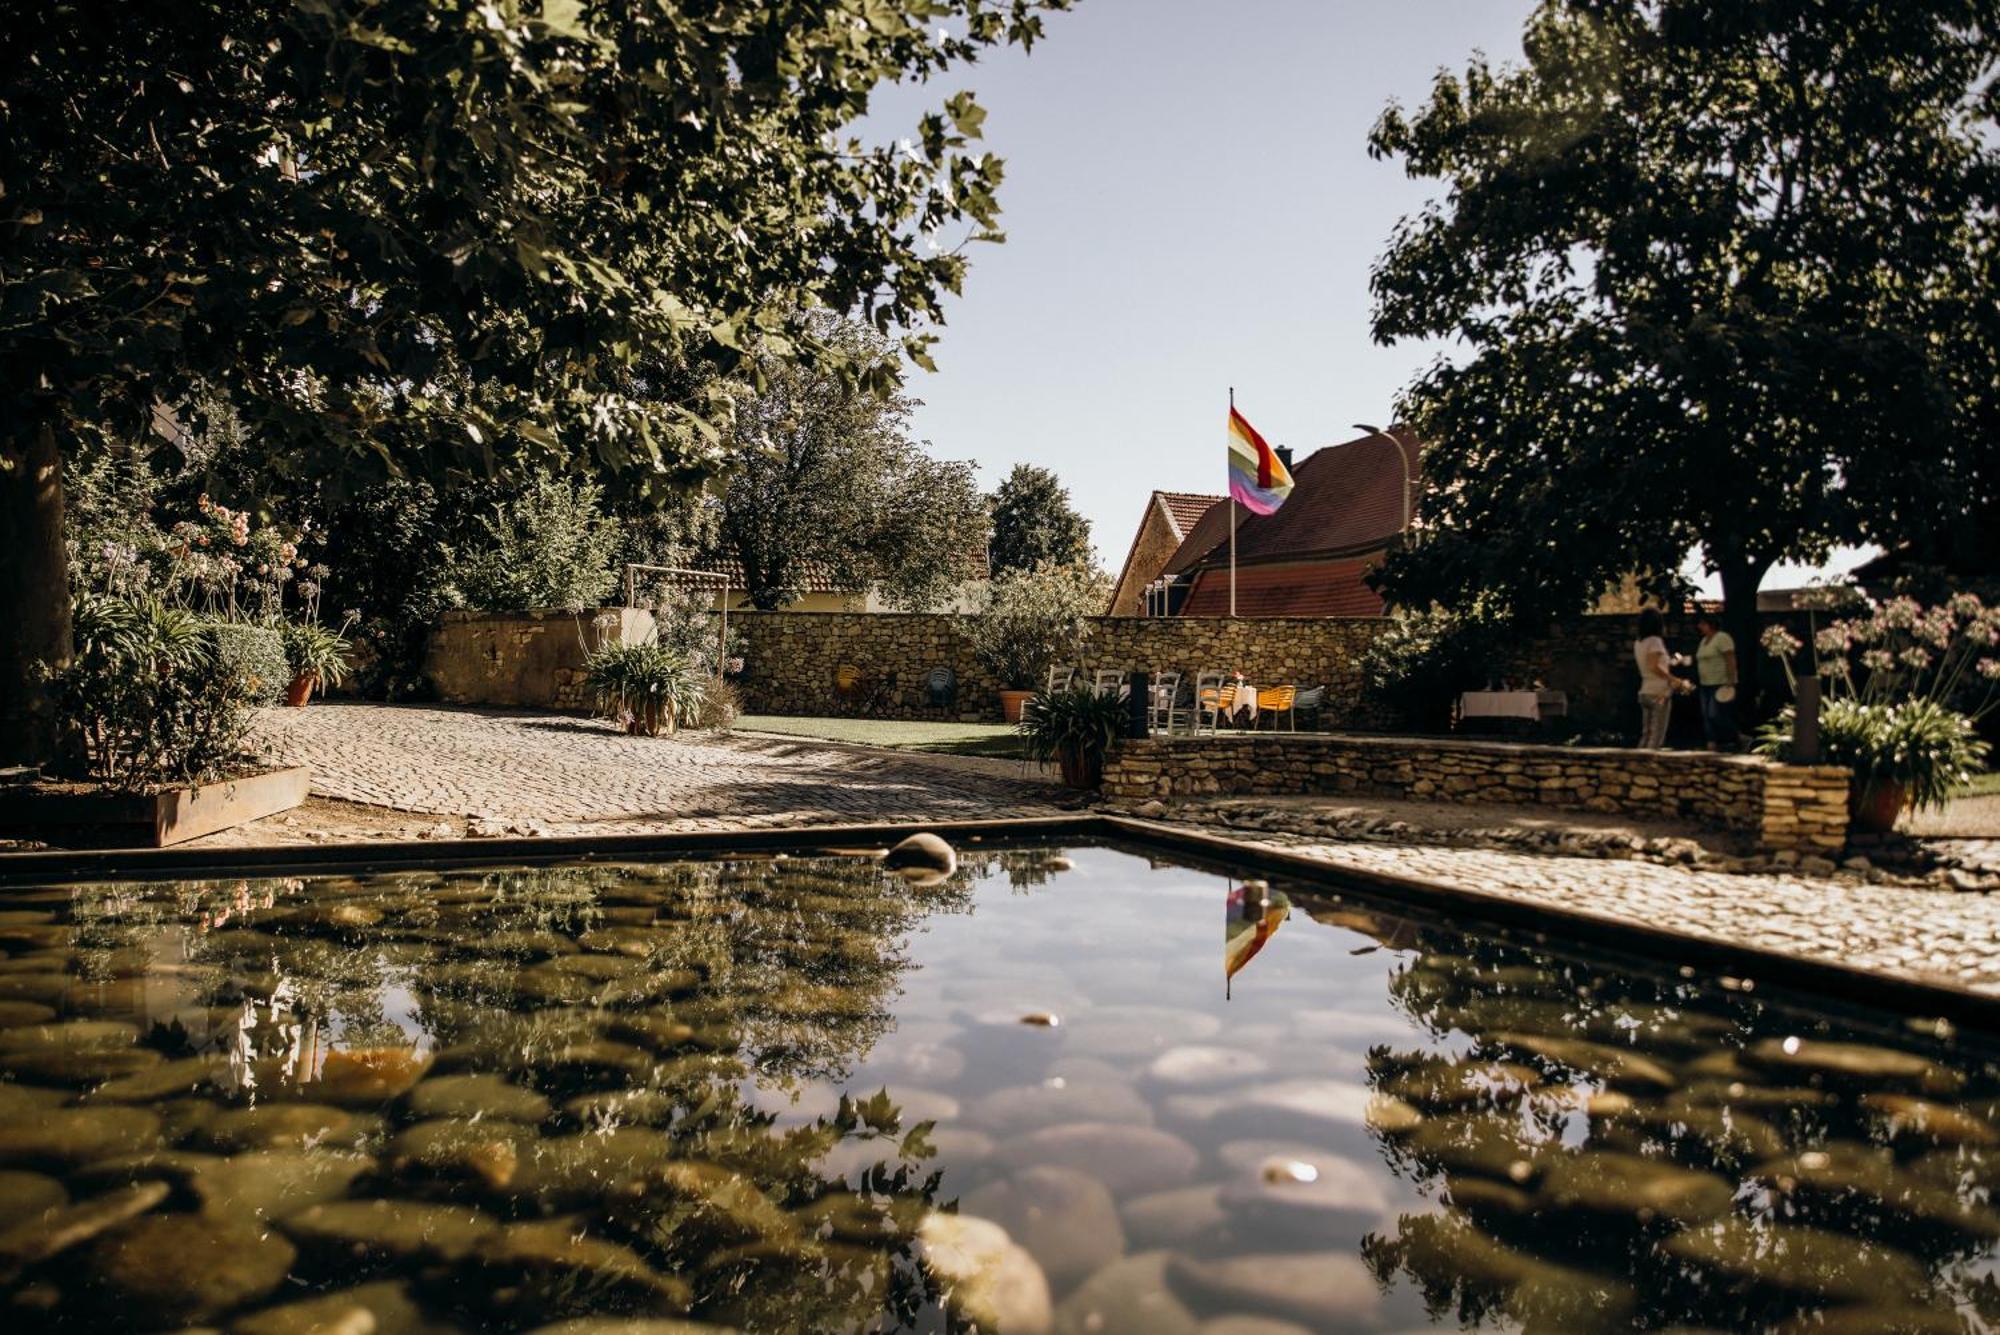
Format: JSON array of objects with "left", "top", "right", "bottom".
[
  {"left": 718, "top": 319, "right": 990, "bottom": 611},
  {"left": 584, "top": 642, "right": 706, "bottom": 737},
  {"left": 1366, "top": 1, "right": 2000, "bottom": 627},
  {"left": 458, "top": 475, "right": 621, "bottom": 612},
  {"left": 1017, "top": 686, "right": 1126, "bottom": 766},
  {"left": 47, "top": 594, "right": 254, "bottom": 786},
  {"left": 968, "top": 562, "right": 1107, "bottom": 690},
  {"left": 1359, "top": 609, "right": 1509, "bottom": 733},
  {"left": 205, "top": 622, "right": 290, "bottom": 705},
  {"left": 988, "top": 464, "right": 1092, "bottom": 578},
  {"left": 1758, "top": 697, "right": 1989, "bottom": 813},
  {"left": 3, "top": 0, "right": 1072, "bottom": 758},
  {"left": 280, "top": 621, "right": 353, "bottom": 688}
]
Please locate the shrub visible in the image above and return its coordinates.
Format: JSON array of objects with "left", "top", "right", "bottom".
[
  {"left": 1018, "top": 686, "right": 1123, "bottom": 782},
  {"left": 205, "top": 622, "right": 290, "bottom": 705},
  {"left": 48, "top": 593, "right": 255, "bottom": 787},
  {"left": 1757, "top": 697, "right": 1988, "bottom": 813},
  {"left": 281, "top": 620, "right": 354, "bottom": 689},
  {"left": 584, "top": 642, "right": 706, "bottom": 737},
  {"left": 968, "top": 563, "right": 1106, "bottom": 691},
  {"left": 1360, "top": 609, "right": 1508, "bottom": 732},
  {"left": 458, "top": 474, "right": 621, "bottom": 612}
]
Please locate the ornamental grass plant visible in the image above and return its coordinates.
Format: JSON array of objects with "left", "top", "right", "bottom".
[{"left": 584, "top": 642, "right": 707, "bottom": 737}]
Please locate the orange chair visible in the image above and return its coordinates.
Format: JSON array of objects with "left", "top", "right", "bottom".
[{"left": 1256, "top": 685, "right": 1297, "bottom": 731}]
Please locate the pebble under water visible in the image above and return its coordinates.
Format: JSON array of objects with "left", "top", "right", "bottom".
[{"left": 0, "top": 844, "right": 1996, "bottom": 1333}]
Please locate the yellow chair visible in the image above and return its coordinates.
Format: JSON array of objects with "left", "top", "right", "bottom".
[{"left": 1257, "top": 685, "right": 1297, "bottom": 731}]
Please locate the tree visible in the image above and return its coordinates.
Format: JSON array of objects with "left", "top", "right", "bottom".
[
  {"left": 717, "top": 321, "right": 989, "bottom": 611},
  {"left": 987, "top": 463, "right": 1093, "bottom": 577},
  {"left": 0, "top": 0, "right": 1067, "bottom": 763},
  {"left": 1366, "top": 0, "right": 1999, "bottom": 695}
]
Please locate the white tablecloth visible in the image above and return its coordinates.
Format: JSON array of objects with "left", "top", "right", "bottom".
[{"left": 1459, "top": 690, "right": 1542, "bottom": 721}]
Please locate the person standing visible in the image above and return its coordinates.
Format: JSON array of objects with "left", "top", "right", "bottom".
[
  {"left": 1693, "top": 613, "right": 1740, "bottom": 750},
  {"left": 1633, "top": 607, "right": 1679, "bottom": 748}
]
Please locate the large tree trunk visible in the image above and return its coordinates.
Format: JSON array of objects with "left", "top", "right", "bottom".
[{"left": 0, "top": 422, "right": 71, "bottom": 767}]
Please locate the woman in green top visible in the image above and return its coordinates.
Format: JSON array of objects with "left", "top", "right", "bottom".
[{"left": 1693, "top": 614, "right": 1740, "bottom": 749}]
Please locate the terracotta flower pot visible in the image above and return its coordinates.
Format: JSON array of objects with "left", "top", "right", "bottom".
[
  {"left": 1849, "top": 780, "right": 1907, "bottom": 834},
  {"left": 999, "top": 689, "right": 1035, "bottom": 724},
  {"left": 1056, "top": 744, "right": 1102, "bottom": 790},
  {"left": 284, "top": 671, "right": 319, "bottom": 708}
]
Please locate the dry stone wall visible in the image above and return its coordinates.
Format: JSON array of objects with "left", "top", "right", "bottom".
[
  {"left": 731, "top": 613, "right": 1395, "bottom": 726},
  {"left": 426, "top": 608, "right": 655, "bottom": 712},
  {"left": 1102, "top": 734, "right": 1850, "bottom": 852}
]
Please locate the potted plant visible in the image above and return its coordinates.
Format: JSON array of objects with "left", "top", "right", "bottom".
[
  {"left": 1757, "top": 593, "right": 1997, "bottom": 832},
  {"left": 584, "top": 641, "right": 706, "bottom": 737},
  {"left": 1020, "top": 686, "right": 1128, "bottom": 788},
  {"left": 280, "top": 620, "right": 354, "bottom": 707},
  {"left": 968, "top": 563, "right": 1105, "bottom": 723}
]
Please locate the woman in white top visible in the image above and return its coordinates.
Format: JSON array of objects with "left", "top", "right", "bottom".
[{"left": 1633, "top": 607, "right": 1678, "bottom": 748}]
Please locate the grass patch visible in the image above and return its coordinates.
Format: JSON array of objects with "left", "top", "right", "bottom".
[
  {"left": 1957, "top": 770, "right": 2000, "bottom": 799},
  {"left": 734, "top": 715, "right": 1027, "bottom": 759}
]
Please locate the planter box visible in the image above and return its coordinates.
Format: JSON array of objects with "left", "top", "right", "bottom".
[{"left": 0, "top": 767, "right": 310, "bottom": 847}]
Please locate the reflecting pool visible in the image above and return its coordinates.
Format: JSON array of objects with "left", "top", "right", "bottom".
[{"left": 0, "top": 844, "right": 1996, "bottom": 1332}]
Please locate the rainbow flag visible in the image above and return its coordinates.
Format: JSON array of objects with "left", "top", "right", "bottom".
[{"left": 1227, "top": 406, "right": 1293, "bottom": 515}]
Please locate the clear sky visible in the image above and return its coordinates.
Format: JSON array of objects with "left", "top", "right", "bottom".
[{"left": 867, "top": 0, "right": 1870, "bottom": 594}]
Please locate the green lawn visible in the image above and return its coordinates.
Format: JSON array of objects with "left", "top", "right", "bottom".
[
  {"left": 734, "top": 715, "right": 1027, "bottom": 759},
  {"left": 1958, "top": 770, "right": 2000, "bottom": 799}
]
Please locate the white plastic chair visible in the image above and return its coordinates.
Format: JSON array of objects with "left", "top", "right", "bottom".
[
  {"left": 1193, "top": 671, "right": 1229, "bottom": 734},
  {"left": 1149, "top": 671, "right": 1186, "bottom": 734},
  {"left": 1092, "top": 668, "right": 1125, "bottom": 699},
  {"left": 1045, "top": 664, "right": 1075, "bottom": 693}
]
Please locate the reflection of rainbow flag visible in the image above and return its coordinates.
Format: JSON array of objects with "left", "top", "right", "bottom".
[
  {"left": 1228, "top": 407, "right": 1294, "bottom": 516},
  {"left": 1225, "top": 884, "right": 1290, "bottom": 998}
]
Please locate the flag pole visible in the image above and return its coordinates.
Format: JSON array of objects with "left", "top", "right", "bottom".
[{"left": 1228, "top": 386, "right": 1237, "bottom": 618}]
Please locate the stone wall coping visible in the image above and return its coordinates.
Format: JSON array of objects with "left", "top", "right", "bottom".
[
  {"left": 1116, "top": 731, "right": 1848, "bottom": 778},
  {"left": 439, "top": 607, "right": 630, "bottom": 624}
]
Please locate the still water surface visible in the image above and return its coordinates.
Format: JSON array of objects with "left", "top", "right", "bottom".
[{"left": 0, "top": 844, "right": 1996, "bottom": 1333}]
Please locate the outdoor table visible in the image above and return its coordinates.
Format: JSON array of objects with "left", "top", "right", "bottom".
[
  {"left": 1458, "top": 690, "right": 1541, "bottom": 721},
  {"left": 1224, "top": 679, "right": 1258, "bottom": 724}
]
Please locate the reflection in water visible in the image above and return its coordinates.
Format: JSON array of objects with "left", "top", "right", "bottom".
[
  {"left": 0, "top": 847, "right": 1994, "bottom": 1332},
  {"left": 1225, "top": 880, "right": 1291, "bottom": 1000}
]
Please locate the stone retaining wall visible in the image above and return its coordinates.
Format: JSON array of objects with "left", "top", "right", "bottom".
[
  {"left": 1101, "top": 734, "right": 1850, "bottom": 852},
  {"left": 425, "top": 608, "right": 655, "bottom": 711},
  {"left": 732, "top": 612, "right": 1393, "bottom": 726}
]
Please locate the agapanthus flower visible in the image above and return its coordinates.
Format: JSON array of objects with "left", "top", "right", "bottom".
[
  {"left": 1879, "top": 596, "right": 1922, "bottom": 630},
  {"left": 1814, "top": 626, "right": 1850, "bottom": 655},
  {"left": 1949, "top": 592, "right": 1984, "bottom": 619},
  {"left": 1899, "top": 647, "right": 1932, "bottom": 671},
  {"left": 1762, "top": 626, "right": 1802, "bottom": 657},
  {"left": 1861, "top": 648, "right": 1896, "bottom": 673},
  {"left": 1979, "top": 658, "right": 2000, "bottom": 680}
]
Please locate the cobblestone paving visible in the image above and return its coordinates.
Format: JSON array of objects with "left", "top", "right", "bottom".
[
  {"left": 255, "top": 703, "right": 1067, "bottom": 827},
  {"left": 1232, "top": 830, "right": 2000, "bottom": 995}
]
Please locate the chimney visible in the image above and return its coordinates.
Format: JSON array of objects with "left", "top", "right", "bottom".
[{"left": 1274, "top": 444, "right": 1294, "bottom": 470}]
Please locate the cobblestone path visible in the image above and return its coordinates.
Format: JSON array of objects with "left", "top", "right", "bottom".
[
  {"left": 255, "top": 703, "right": 1067, "bottom": 827},
  {"left": 1242, "top": 833, "right": 2000, "bottom": 995}
]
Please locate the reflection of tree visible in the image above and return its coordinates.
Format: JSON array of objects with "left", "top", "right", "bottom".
[
  {"left": 46, "top": 855, "right": 968, "bottom": 1331},
  {"left": 963, "top": 847, "right": 1070, "bottom": 895},
  {"left": 1357, "top": 928, "right": 1998, "bottom": 1332}
]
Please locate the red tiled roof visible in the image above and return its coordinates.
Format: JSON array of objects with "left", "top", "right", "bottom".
[
  {"left": 1180, "top": 558, "right": 1386, "bottom": 617},
  {"left": 1163, "top": 429, "right": 1418, "bottom": 576},
  {"left": 1158, "top": 491, "right": 1223, "bottom": 536}
]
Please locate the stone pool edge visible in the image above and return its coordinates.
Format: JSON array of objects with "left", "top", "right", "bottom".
[{"left": 1, "top": 812, "right": 1994, "bottom": 1035}]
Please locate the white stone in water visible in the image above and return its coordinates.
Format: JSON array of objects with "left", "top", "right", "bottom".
[
  {"left": 916, "top": 1211, "right": 1053, "bottom": 1335},
  {"left": 963, "top": 1165, "right": 1126, "bottom": 1292},
  {"left": 1145, "top": 1045, "right": 1271, "bottom": 1088},
  {"left": 1165, "top": 1252, "right": 1383, "bottom": 1329},
  {"left": 884, "top": 833, "right": 957, "bottom": 875}
]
